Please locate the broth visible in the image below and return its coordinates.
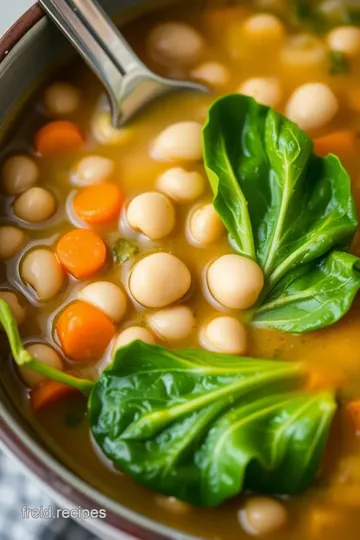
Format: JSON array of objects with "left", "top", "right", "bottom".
[{"left": 1, "top": 0, "right": 360, "bottom": 538}]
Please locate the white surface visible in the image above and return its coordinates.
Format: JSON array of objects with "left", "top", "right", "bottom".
[{"left": 0, "top": 0, "right": 35, "bottom": 36}]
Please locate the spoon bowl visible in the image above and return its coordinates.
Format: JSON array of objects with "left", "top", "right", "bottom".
[{"left": 38, "top": 0, "right": 208, "bottom": 127}]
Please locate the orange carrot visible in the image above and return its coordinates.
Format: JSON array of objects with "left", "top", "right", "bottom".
[
  {"left": 56, "top": 228, "right": 107, "bottom": 279},
  {"left": 347, "top": 400, "right": 360, "bottom": 432},
  {"left": 73, "top": 183, "right": 123, "bottom": 225},
  {"left": 30, "top": 379, "right": 79, "bottom": 411},
  {"left": 56, "top": 301, "right": 116, "bottom": 362},
  {"left": 314, "top": 131, "right": 357, "bottom": 157},
  {"left": 307, "top": 370, "right": 343, "bottom": 391},
  {"left": 35, "top": 121, "right": 84, "bottom": 155}
]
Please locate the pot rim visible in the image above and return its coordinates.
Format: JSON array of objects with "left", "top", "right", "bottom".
[{"left": 0, "top": 5, "right": 199, "bottom": 540}]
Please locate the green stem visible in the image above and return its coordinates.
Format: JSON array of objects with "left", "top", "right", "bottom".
[{"left": 0, "top": 299, "right": 94, "bottom": 395}]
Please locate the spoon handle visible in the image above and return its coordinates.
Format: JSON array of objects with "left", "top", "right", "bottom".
[
  {"left": 38, "top": 0, "right": 125, "bottom": 124},
  {"left": 69, "top": 0, "right": 147, "bottom": 75}
]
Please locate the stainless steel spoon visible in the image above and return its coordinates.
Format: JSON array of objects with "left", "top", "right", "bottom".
[{"left": 38, "top": 0, "right": 208, "bottom": 127}]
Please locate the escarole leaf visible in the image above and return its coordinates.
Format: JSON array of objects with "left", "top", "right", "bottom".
[
  {"left": 254, "top": 251, "right": 360, "bottom": 332},
  {"left": 89, "top": 341, "right": 337, "bottom": 507},
  {"left": 203, "top": 94, "right": 360, "bottom": 333}
]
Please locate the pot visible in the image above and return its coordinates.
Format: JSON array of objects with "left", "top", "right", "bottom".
[{"left": 0, "top": 3, "right": 198, "bottom": 539}]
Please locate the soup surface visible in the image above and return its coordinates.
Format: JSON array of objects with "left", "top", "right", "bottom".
[{"left": 2, "top": 0, "right": 360, "bottom": 538}]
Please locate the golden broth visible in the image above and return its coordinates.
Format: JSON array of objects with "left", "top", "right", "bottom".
[{"left": 1, "top": 0, "right": 360, "bottom": 539}]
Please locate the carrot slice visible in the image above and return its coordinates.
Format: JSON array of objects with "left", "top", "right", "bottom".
[
  {"left": 347, "top": 400, "right": 360, "bottom": 432},
  {"left": 56, "top": 301, "right": 116, "bottom": 362},
  {"left": 35, "top": 121, "right": 84, "bottom": 155},
  {"left": 307, "top": 370, "right": 343, "bottom": 391},
  {"left": 56, "top": 229, "right": 107, "bottom": 279},
  {"left": 73, "top": 183, "right": 123, "bottom": 225},
  {"left": 30, "top": 379, "right": 79, "bottom": 412},
  {"left": 314, "top": 131, "right": 357, "bottom": 157}
]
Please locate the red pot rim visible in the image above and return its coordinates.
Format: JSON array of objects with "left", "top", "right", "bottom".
[{"left": 0, "top": 4, "right": 44, "bottom": 62}]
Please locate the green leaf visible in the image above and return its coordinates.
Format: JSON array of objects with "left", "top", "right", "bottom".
[
  {"left": 203, "top": 94, "right": 359, "bottom": 332},
  {"left": 0, "top": 299, "right": 94, "bottom": 394},
  {"left": 290, "top": 0, "right": 360, "bottom": 32},
  {"left": 253, "top": 251, "right": 360, "bottom": 332},
  {"left": 89, "top": 341, "right": 337, "bottom": 507},
  {"left": 329, "top": 50, "right": 350, "bottom": 76},
  {"left": 112, "top": 238, "right": 139, "bottom": 264}
]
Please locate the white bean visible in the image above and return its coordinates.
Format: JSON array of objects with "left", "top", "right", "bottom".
[
  {"left": 129, "top": 253, "right": 191, "bottom": 308},
  {"left": 0, "top": 290, "right": 26, "bottom": 325},
  {"left": 156, "top": 168, "right": 205, "bottom": 203},
  {"left": 191, "top": 62, "right": 230, "bottom": 87},
  {"left": 44, "top": 82, "right": 81, "bottom": 116},
  {"left": 281, "top": 34, "right": 327, "bottom": 71},
  {"left": 2, "top": 155, "right": 38, "bottom": 195},
  {"left": 73, "top": 155, "right": 115, "bottom": 186},
  {"left": 327, "top": 26, "right": 360, "bottom": 57},
  {"left": 239, "top": 77, "right": 283, "bottom": 108},
  {"left": 148, "top": 22, "right": 204, "bottom": 65},
  {"left": 79, "top": 281, "right": 127, "bottom": 323},
  {"left": 0, "top": 226, "right": 25, "bottom": 260},
  {"left": 151, "top": 122, "right": 203, "bottom": 162},
  {"left": 127, "top": 192, "right": 175, "bottom": 239},
  {"left": 242, "top": 14, "right": 285, "bottom": 44},
  {"left": 14, "top": 187, "right": 56, "bottom": 222},
  {"left": 201, "top": 316, "right": 247, "bottom": 355},
  {"left": 113, "top": 326, "right": 156, "bottom": 351},
  {"left": 92, "top": 112, "right": 132, "bottom": 145},
  {"left": 241, "top": 497, "right": 287, "bottom": 536},
  {"left": 207, "top": 254, "right": 264, "bottom": 310},
  {"left": 147, "top": 305, "right": 195, "bottom": 341},
  {"left": 188, "top": 203, "right": 225, "bottom": 245},
  {"left": 286, "top": 83, "right": 338, "bottom": 131},
  {"left": 19, "top": 343, "right": 63, "bottom": 388},
  {"left": 21, "top": 248, "right": 64, "bottom": 301}
]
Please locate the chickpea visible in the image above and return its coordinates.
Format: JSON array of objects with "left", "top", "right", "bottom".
[
  {"left": 281, "top": 34, "right": 327, "bottom": 74},
  {"left": 191, "top": 62, "right": 230, "bottom": 88},
  {"left": 147, "top": 305, "right": 195, "bottom": 341},
  {"left": 207, "top": 254, "right": 264, "bottom": 310},
  {"left": 129, "top": 253, "right": 191, "bottom": 309},
  {"left": 151, "top": 122, "right": 203, "bottom": 162},
  {"left": 19, "top": 343, "right": 63, "bottom": 388},
  {"left": 73, "top": 155, "right": 115, "bottom": 186},
  {"left": 0, "top": 291, "right": 26, "bottom": 326},
  {"left": 156, "top": 168, "right": 205, "bottom": 203},
  {"left": 127, "top": 192, "right": 175, "bottom": 240},
  {"left": 44, "top": 82, "right": 81, "bottom": 116},
  {"left": 327, "top": 26, "right": 360, "bottom": 57},
  {"left": 113, "top": 326, "right": 156, "bottom": 351},
  {"left": 239, "top": 77, "right": 283, "bottom": 108},
  {"left": 241, "top": 497, "right": 287, "bottom": 536},
  {"left": 242, "top": 14, "right": 285, "bottom": 44},
  {"left": 21, "top": 248, "right": 64, "bottom": 301},
  {"left": 188, "top": 203, "right": 225, "bottom": 245},
  {"left": 201, "top": 316, "right": 247, "bottom": 355},
  {"left": 14, "top": 187, "right": 56, "bottom": 223},
  {"left": 286, "top": 83, "right": 338, "bottom": 132},
  {"left": 148, "top": 22, "right": 204, "bottom": 65},
  {"left": 92, "top": 112, "right": 132, "bottom": 145},
  {"left": 79, "top": 281, "right": 127, "bottom": 323},
  {"left": 0, "top": 226, "right": 26, "bottom": 260},
  {"left": 2, "top": 155, "right": 38, "bottom": 195}
]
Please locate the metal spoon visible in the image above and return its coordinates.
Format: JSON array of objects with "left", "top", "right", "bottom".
[{"left": 38, "top": 0, "right": 208, "bottom": 127}]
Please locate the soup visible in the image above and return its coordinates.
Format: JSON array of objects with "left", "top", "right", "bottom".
[{"left": 2, "top": 0, "right": 360, "bottom": 538}]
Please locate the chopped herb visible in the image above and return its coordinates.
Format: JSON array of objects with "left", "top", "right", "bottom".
[
  {"left": 112, "top": 238, "right": 139, "bottom": 264},
  {"left": 329, "top": 50, "right": 350, "bottom": 76},
  {"left": 65, "top": 410, "right": 85, "bottom": 428}
]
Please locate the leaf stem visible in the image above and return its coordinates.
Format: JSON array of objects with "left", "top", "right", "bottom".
[{"left": 0, "top": 299, "right": 94, "bottom": 395}]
